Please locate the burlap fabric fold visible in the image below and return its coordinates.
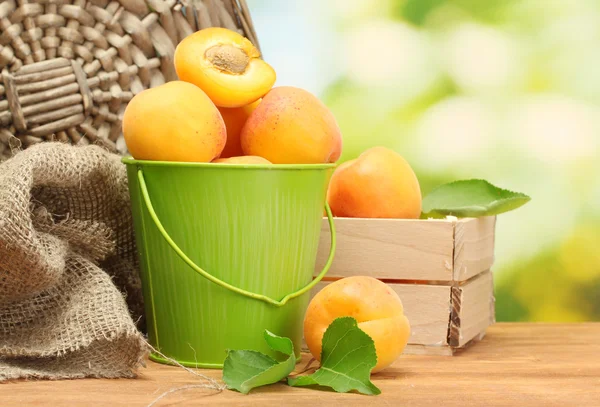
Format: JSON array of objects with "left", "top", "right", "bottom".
[{"left": 0, "top": 143, "right": 146, "bottom": 381}]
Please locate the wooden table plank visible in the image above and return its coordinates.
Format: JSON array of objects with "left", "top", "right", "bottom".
[{"left": 3, "top": 323, "right": 600, "bottom": 406}]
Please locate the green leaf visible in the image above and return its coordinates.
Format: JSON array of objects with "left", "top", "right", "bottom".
[
  {"left": 421, "top": 179, "right": 531, "bottom": 218},
  {"left": 287, "top": 317, "right": 381, "bottom": 395},
  {"left": 223, "top": 330, "right": 296, "bottom": 394}
]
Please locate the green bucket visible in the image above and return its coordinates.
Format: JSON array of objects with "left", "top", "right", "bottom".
[{"left": 123, "top": 158, "right": 336, "bottom": 368}]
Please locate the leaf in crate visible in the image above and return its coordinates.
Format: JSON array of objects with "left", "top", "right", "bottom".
[
  {"left": 223, "top": 330, "right": 296, "bottom": 394},
  {"left": 287, "top": 317, "right": 381, "bottom": 395},
  {"left": 421, "top": 179, "right": 531, "bottom": 218}
]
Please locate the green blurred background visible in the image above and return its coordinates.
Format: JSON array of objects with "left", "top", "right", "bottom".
[{"left": 248, "top": 0, "right": 600, "bottom": 321}]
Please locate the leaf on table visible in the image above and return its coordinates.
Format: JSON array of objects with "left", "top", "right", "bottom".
[
  {"left": 421, "top": 179, "right": 531, "bottom": 218},
  {"left": 287, "top": 317, "right": 381, "bottom": 395},
  {"left": 223, "top": 330, "right": 296, "bottom": 394}
]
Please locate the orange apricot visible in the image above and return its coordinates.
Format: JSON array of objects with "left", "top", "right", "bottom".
[
  {"left": 240, "top": 86, "right": 343, "bottom": 164},
  {"left": 174, "top": 27, "right": 276, "bottom": 108},
  {"left": 218, "top": 100, "right": 260, "bottom": 158},
  {"left": 327, "top": 147, "right": 422, "bottom": 218},
  {"left": 304, "top": 276, "right": 410, "bottom": 373},
  {"left": 212, "top": 156, "right": 271, "bottom": 164},
  {"left": 122, "top": 81, "right": 226, "bottom": 162}
]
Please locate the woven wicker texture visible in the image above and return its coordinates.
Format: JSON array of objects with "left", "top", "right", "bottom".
[{"left": 0, "top": 0, "right": 259, "bottom": 161}]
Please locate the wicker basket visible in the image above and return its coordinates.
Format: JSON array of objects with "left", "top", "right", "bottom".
[{"left": 0, "top": 0, "right": 260, "bottom": 160}]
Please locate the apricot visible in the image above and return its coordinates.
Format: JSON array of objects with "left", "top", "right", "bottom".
[
  {"left": 240, "top": 86, "right": 342, "bottom": 164},
  {"left": 122, "top": 81, "right": 226, "bottom": 162},
  {"left": 212, "top": 156, "right": 271, "bottom": 164},
  {"left": 174, "top": 27, "right": 276, "bottom": 108},
  {"left": 304, "top": 276, "right": 410, "bottom": 373},
  {"left": 218, "top": 100, "right": 260, "bottom": 158},
  {"left": 327, "top": 147, "right": 422, "bottom": 218}
]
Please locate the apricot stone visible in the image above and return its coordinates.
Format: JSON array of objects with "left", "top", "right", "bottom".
[
  {"left": 174, "top": 27, "right": 276, "bottom": 108},
  {"left": 327, "top": 147, "right": 422, "bottom": 218},
  {"left": 240, "top": 86, "right": 342, "bottom": 164},
  {"left": 122, "top": 81, "right": 226, "bottom": 162},
  {"left": 304, "top": 276, "right": 410, "bottom": 373},
  {"left": 218, "top": 100, "right": 260, "bottom": 158}
]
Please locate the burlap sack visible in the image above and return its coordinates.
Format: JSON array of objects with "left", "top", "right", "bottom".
[{"left": 0, "top": 142, "right": 146, "bottom": 381}]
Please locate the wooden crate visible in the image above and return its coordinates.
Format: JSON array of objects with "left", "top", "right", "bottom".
[{"left": 313, "top": 216, "right": 496, "bottom": 355}]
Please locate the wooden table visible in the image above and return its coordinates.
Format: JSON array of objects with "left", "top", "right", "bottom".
[{"left": 4, "top": 323, "right": 600, "bottom": 406}]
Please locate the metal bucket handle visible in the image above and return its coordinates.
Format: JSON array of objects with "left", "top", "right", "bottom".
[{"left": 137, "top": 168, "right": 336, "bottom": 308}]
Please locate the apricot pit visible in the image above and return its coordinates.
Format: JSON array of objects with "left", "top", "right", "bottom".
[{"left": 205, "top": 44, "right": 249, "bottom": 74}]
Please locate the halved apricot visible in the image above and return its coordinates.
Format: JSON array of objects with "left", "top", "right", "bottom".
[{"left": 174, "top": 27, "right": 276, "bottom": 108}]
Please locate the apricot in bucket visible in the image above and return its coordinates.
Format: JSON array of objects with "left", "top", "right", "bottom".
[
  {"left": 218, "top": 100, "right": 260, "bottom": 158},
  {"left": 240, "top": 86, "right": 342, "bottom": 164},
  {"left": 122, "top": 81, "right": 226, "bottom": 162},
  {"left": 212, "top": 156, "right": 271, "bottom": 164},
  {"left": 174, "top": 28, "right": 276, "bottom": 108}
]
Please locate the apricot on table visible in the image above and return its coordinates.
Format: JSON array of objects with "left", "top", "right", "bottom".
[
  {"left": 122, "top": 81, "right": 226, "bottom": 162},
  {"left": 327, "top": 146, "right": 422, "bottom": 218},
  {"left": 218, "top": 100, "right": 260, "bottom": 158},
  {"left": 240, "top": 86, "right": 342, "bottom": 164},
  {"left": 174, "top": 27, "right": 276, "bottom": 108},
  {"left": 304, "top": 276, "right": 410, "bottom": 373},
  {"left": 212, "top": 155, "right": 271, "bottom": 164}
]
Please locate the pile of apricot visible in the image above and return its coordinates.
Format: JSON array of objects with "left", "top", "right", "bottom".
[{"left": 123, "top": 27, "right": 341, "bottom": 165}]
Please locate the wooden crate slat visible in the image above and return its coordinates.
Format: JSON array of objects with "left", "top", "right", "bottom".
[
  {"left": 315, "top": 217, "right": 455, "bottom": 281},
  {"left": 392, "top": 284, "right": 451, "bottom": 346},
  {"left": 316, "top": 217, "right": 495, "bottom": 282},
  {"left": 453, "top": 216, "right": 496, "bottom": 281}
]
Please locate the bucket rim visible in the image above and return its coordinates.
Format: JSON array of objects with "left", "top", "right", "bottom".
[{"left": 122, "top": 156, "right": 337, "bottom": 170}]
